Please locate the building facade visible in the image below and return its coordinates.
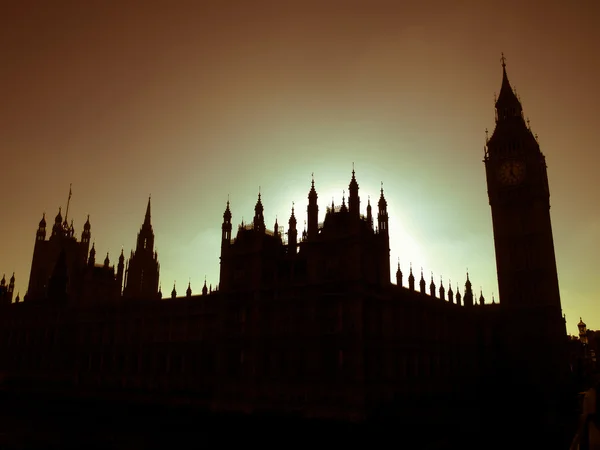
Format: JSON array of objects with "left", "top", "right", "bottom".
[{"left": 0, "top": 60, "right": 570, "bottom": 429}]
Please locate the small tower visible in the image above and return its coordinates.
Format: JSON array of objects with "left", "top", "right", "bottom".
[
  {"left": 171, "top": 282, "right": 177, "bottom": 299},
  {"left": 377, "top": 184, "right": 388, "bottom": 235},
  {"left": 186, "top": 281, "right": 192, "bottom": 297},
  {"left": 455, "top": 283, "right": 461, "bottom": 306},
  {"left": 366, "top": 196, "right": 373, "bottom": 230},
  {"left": 408, "top": 264, "right": 415, "bottom": 291},
  {"left": 429, "top": 273, "right": 436, "bottom": 297},
  {"left": 202, "top": 277, "right": 208, "bottom": 296},
  {"left": 463, "top": 272, "right": 474, "bottom": 307},
  {"left": 348, "top": 165, "right": 360, "bottom": 218},
  {"left": 448, "top": 281, "right": 454, "bottom": 304},
  {"left": 36, "top": 213, "right": 46, "bottom": 242},
  {"left": 253, "top": 191, "right": 265, "bottom": 233},
  {"left": 81, "top": 215, "right": 91, "bottom": 261},
  {"left": 439, "top": 276, "right": 446, "bottom": 301},
  {"left": 288, "top": 204, "right": 297, "bottom": 252},
  {"left": 222, "top": 198, "right": 232, "bottom": 246},
  {"left": 479, "top": 289, "right": 485, "bottom": 306},
  {"left": 395, "top": 259, "right": 403, "bottom": 286},
  {"left": 419, "top": 268, "right": 426, "bottom": 294}
]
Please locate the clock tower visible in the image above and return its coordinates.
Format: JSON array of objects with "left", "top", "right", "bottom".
[
  {"left": 484, "top": 56, "right": 568, "bottom": 392},
  {"left": 485, "top": 55, "right": 562, "bottom": 313}
]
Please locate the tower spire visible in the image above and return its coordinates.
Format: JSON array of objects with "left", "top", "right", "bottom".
[
  {"left": 144, "top": 195, "right": 151, "bottom": 226},
  {"left": 64, "top": 184, "right": 72, "bottom": 225}
]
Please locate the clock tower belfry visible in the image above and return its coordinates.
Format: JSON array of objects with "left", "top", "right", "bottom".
[{"left": 484, "top": 55, "right": 562, "bottom": 314}]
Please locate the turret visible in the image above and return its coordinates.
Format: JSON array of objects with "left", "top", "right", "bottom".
[
  {"left": 348, "top": 165, "right": 360, "bottom": 218},
  {"left": 439, "top": 277, "right": 445, "bottom": 301},
  {"left": 36, "top": 213, "right": 46, "bottom": 242},
  {"left": 222, "top": 198, "right": 232, "bottom": 246},
  {"left": 202, "top": 277, "right": 208, "bottom": 296},
  {"left": 448, "top": 281, "right": 453, "bottom": 304},
  {"left": 395, "top": 259, "right": 402, "bottom": 286},
  {"left": 429, "top": 273, "right": 436, "bottom": 297},
  {"left": 408, "top": 264, "right": 415, "bottom": 291},
  {"left": 419, "top": 268, "right": 426, "bottom": 294},
  {"left": 288, "top": 204, "right": 297, "bottom": 252},
  {"left": 463, "top": 272, "right": 474, "bottom": 307},
  {"left": 253, "top": 191, "right": 265, "bottom": 233}
]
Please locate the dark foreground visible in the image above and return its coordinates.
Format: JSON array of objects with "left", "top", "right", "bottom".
[{"left": 0, "top": 388, "right": 579, "bottom": 449}]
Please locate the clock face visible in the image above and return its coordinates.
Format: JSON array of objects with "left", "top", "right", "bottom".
[{"left": 497, "top": 160, "right": 526, "bottom": 185}]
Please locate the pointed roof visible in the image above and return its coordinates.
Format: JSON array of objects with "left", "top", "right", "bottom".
[
  {"left": 349, "top": 164, "right": 358, "bottom": 192},
  {"left": 144, "top": 196, "right": 152, "bottom": 226},
  {"left": 495, "top": 53, "right": 522, "bottom": 114}
]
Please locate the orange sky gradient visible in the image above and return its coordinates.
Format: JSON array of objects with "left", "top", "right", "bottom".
[{"left": 1, "top": 1, "right": 598, "bottom": 335}]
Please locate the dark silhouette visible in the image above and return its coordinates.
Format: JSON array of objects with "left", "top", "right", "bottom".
[{"left": 0, "top": 57, "right": 577, "bottom": 448}]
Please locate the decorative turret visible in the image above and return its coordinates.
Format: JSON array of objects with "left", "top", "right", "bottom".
[
  {"left": 274, "top": 217, "right": 279, "bottom": 237},
  {"left": 103, "top": 253, "right": 110, "bottom": 268},
  {"left": 479, "top": 289, "right": 485, "bottom": 306},
  {"left": 51, "top": 207, "right": 63, "bottom": 238},
  {"left": 377, "top": 184, "right": 388, "bottom": 235},
  {"left": 348, "top": 164, "right": 360, "bottom": 218},
  {"left": 408, "top": 264, "right": 415, "bottom": 291},
  {"left": 395, "top": 259, "right": 402, "bottom": 286},
  {"left": 37, "top": 213, "right": 47, "bottom": 241},
  {"left": 186, "top": 281, "right": 192, "bottom": 297},
  {"left": 202, "top": 277, "right": 208, "bottom": 296},
  {"left": 439, "top": 277, "right": 445, "bottom": 301},
  {"left": 222, "top": 198, "right": 232, "bottom": 246},
  {"left": 463, "top": 272, "right": 474, "bottom": 307},
  {"left": 455, "top": 283, "right": 461, "bottom": 306},
  {"left": 419, "top": 268, "right": 426, "bottom": 294},
  {"left": 429, "top": 273, "right": 436, "bottom": 297},
  {"left": 448, "top": 281, "right": 453, "bottom": 304},
  {"left": 171, "top": 282, "right": 177, "bottom": 299},
  {"left": 253, "top": 190, "right": 265, "bottom": 233},
  {"left": 288, "top": 203, "right": 297, "bottom": 251},
  {"left": 307, "top": 174, "right": 319, "bottom": 239},
  {"left": 339, "top": 191, "right": 348, "bottom": 213}
]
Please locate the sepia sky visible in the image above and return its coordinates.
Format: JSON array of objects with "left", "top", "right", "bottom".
[{"left": 1, "top": 1, "right": 598, "bottom": 335}]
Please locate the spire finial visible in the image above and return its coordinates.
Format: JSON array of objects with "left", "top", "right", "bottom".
[{"left": 500, "top": 52, "right": 507, "bottom": 68}]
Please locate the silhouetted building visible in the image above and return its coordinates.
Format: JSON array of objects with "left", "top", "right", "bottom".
[{"left": 0, "top": 58, "right": 571, "bottom": 438}]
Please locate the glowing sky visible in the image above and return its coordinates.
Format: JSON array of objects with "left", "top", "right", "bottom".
[{"left": 1, "top": 1, "right": 598, "bottom": 335}]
